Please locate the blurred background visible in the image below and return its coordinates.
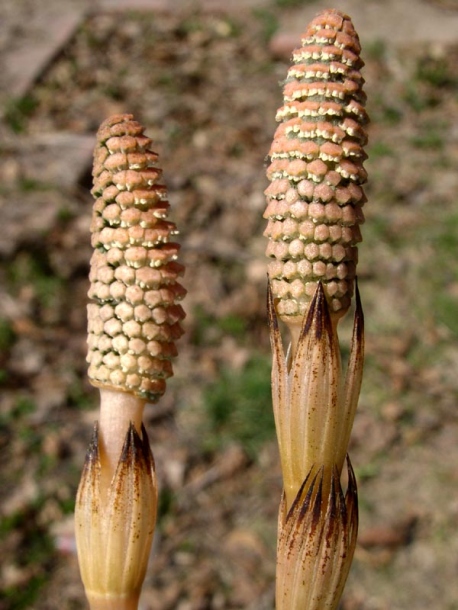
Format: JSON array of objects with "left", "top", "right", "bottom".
[{"left": 1, "top": 0, "right": 458, "bottom": 608}]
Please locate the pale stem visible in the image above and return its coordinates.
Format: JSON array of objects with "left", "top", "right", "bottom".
[
  {"left": 98, "top": 388, "right": 146, "bottom": 496},
  {"left": 86, "top": 593, "right": 140, "bottom": 610},
  {"left": 288, "top": 322, "right": 302, "bottom": 367}
]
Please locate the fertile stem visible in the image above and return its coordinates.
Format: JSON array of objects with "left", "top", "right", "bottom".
[
  {"left": 264, "top": 9, "right": 368, "bottom": 609},
  {"left": 76, "top": 114, "right": 186, "bottom": 610}
]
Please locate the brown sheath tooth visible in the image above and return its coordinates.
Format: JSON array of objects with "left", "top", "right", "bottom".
[
  {"left": 87, "top": 114, "right": 186, "bottom": 403},
  {"left": 276, "top": 459, "right": 358, "bottom": 610},
  {"left": 264, "top": 9, "right": 368, "bottom": 325}
]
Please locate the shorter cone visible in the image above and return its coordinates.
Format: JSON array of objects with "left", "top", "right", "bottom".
[{"left": 87, "top": 114, "right": 186, "bottom": 403}]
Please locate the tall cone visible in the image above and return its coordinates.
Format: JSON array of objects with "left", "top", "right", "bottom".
[{"left": 264, "top": 9, "right": 368, "bottom": 329}]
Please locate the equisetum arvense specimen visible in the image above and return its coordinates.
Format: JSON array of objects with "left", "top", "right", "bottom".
[
  {"left": 264, "top": 9, "right": 368, "bottom": 609},
  {"left": 75, "top": 114, "right": 185, "bottom": 610}
]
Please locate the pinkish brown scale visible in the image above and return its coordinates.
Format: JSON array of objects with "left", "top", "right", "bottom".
[{"left": 307, "top": 159, "right": 328, "bottom": 180}]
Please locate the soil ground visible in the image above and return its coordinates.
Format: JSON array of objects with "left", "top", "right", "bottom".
[{"left": 1, "top": 1, "right": 458, "bottom": 609}]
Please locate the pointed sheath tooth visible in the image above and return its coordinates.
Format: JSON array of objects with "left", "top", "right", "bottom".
[
  {"left": 287, "top": 283, "right": 343, "bottom": 506},
  {"left": 320, "top": 459, "right": 358, "bottom": 609},
  {"left": 267, "top": 281, "right": 291, "bottom": 487},
  {"left": 309, "top": 467, "right": 346, "bottom": 609},
  {"left": 337, "top": 280, "right": 365, "bottom": 465},
  {"left": 344, "top": 454, "right": 359, "bottom": 546},
  {"left": 75, "top": 422, "right": 157, "bottom": 608},
  {"left": 277, "top": 467, "right": 326, "bottom": 610},
  {"left": 103, "top": 422, "right": 157, "bottom": 597},
  {"left": 276, "top": 459, "right": 358, "bottom": 610},
  {"left": 75, "top": 423, "right": 103, "bottom": 590}
]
